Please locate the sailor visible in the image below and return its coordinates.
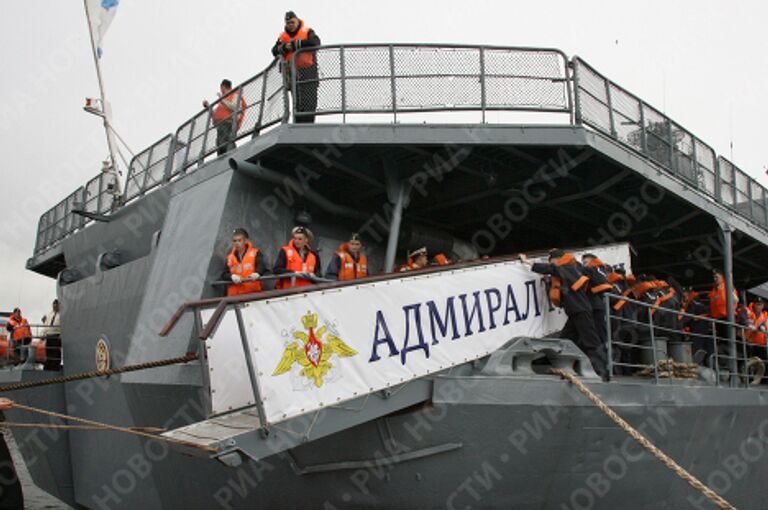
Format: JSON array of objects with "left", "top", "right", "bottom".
[
  {"left": 41, "top": 299, "right": 60, "bottom": 337},
  {"left": 709, "top": 269, "right": 739, "bottom": 348},
  {"left": 399, "top": 247, "right": 429, "bottom": 272},
  {"left": 520, "top": 250, "right": 608, "bottom": 380},
  {"left": 41, "top": 298, "right": 62, "bottom": 370},
  {"left": 225, "top": 228, "right": 266, "bottom": 296},
  {"left": 274, "top": 226, "right": 321, "bottom": 289},
  {"left": 6, "top": 309, "right": 31, "bottom": 363},
  {"left": 202, "top": 79, "right": 246, "bottom": 155},
  {"left": 272, "top": 11, "right": 321, "bottom": 123},
  {"left": 746, "top": 299, "right": 767, "bottom": 354},
  {"left": 581, "top": 253, "right": 613, "bottom": 353},
  {"left": 678, "top": 288, "right": 713, "bottom": 365},
  {"left": 326, "top": 233, "right": 367, "bottom": 281}
]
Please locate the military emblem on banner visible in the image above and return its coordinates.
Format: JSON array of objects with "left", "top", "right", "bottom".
[{"left": 272, "top": 312, "right": 357, "bottom": 389}]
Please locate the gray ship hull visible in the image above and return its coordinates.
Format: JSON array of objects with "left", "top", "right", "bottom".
[{"left": 9, "top": 369, "right": 767, "bottom": 510}]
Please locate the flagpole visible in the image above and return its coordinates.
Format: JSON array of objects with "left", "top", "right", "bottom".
[{"left": 83, "top": 0, "right": 122, "bottom": 199}]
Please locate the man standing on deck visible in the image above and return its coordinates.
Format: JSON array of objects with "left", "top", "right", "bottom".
[
  {"left": 41, "top": 299, "right": 62, "bottom": 370},
  {"left": 6, "top": 309, "right": 31, "bottom": 364},
  {"left": 581, "top": 253, "right": 613, "bottom": 353},
  {"left": 202, "top": 79, "right": 246, "bottom": 155},
  {"left": 326, "top": 233, "right": 368, "bottom": 281},
  {"left": 520, "top": 250, "right": 608, "bottom": 380},
  {"left": 272, "top": 11, "right": 321, "bottom": 123},
  {"left": 274, "top": 226, "right": 321, "bottom": 288},
  {"left": 225, "top": 229, "right": 267, "bottom": 296}
]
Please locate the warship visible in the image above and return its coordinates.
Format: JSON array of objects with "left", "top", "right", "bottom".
[{"left": 5, "top": 44, "right": 768, "bottom": 510}]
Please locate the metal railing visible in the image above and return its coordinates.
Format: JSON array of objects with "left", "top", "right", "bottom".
[
  {"left": 3, "top": 324, "right": 62, "bottom": 369},
  {"left": 32, "top": 44, "right": 768, "bottom": 258},
  {"left": 291, "top": 44, "right": 571, "bottom": 122},
  {"left": 605, "top": 292, "right": 764, "bottom": 387}
]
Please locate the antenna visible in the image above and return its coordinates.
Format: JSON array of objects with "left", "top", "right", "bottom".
[{"left": 729, "top": 102, "right": 734, "bottom": 161}]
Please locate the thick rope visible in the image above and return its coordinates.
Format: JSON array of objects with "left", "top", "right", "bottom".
[
  {"left": 0, "top": 353, "right": 198, "bottom": 393},
  {"left": 10, "top": 403, "right": 215, "bottom": 453},
  {"left": 550, "top": 368, "right": 737, "bottom": 510},
  {"left": 1, "top": 423, "right": 165, "bottom": 433}
]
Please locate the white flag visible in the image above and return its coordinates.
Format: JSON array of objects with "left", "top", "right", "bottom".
[{"left": 86, "top": 0, "right": 120, "bottom": 58}]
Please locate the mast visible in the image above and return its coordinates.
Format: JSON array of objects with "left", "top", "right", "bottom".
[{"left": 83, "top": 0, "right": 122, "bottom": 199}]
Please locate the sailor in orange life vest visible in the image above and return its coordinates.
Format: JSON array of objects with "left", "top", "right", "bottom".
[
  {"left": 272, "top": 11, "right": 321, "bottom": 124},
  {"left": 326, "top": 233, "right": 368, "bottom": 281},
  {"left": 202, "top": 79, "right": 246, "bottom": 156},
  {"left": 746, "top": 299, "right": 767, "bottom": 354},
  {"left": 6, "top": 308, "right": 32, "bottom": 363},
  {"left": 581, "top": 253, "right": 613, "bottom": 354},
  {"left": 520, "top": 250, "right": 609, "bottom": 380},
  {"left": 273, "top": 226, "right": 322, "bottom": 289},
  {"left": 399, "top": 247, "right": 429, "bottom": 272},
  {"left": 225, "top": 228, "right": 266, "bottom": 296}
]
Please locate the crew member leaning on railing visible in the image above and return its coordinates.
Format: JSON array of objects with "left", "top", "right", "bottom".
[
  {"left": 223, "top": 228, "right": 267, "bottom": 296},
  {"left": 272, "top": 11, "right": 321, "bottom": 124},
  {"left": 6, "top": 308, "right": 31, "bottom": 362},
  {"left": 746, "top": 299, "right": 768, "bottom": 359},
  {"left": 273, "top": 226, "right": 321, "bottom": 289}
]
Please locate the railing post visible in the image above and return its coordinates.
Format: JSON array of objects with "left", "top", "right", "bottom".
[
  {"left": 605, "top": 80, "right": 616, "bottom": 137},
  {"left": 648, "top": 307, "right": 659, "bottom": 384},
  {"left": 571, "top": 59, "right": 582, "bottom": 125},
  {"left": 479, "top": 47, "right": 487, "bottom": 124},
  {"left": 162, "top": 135, "right": 177, "bottom": 183},
  {"left": 638, "top": 102, "right": 648, "bottom": 155},
  {"left": 389, "top": 45, "right": 397, "bottom": 124},
  {"left": 340, "top": 46, "right": 347, "bottom": 123},
  {"left": 234, "top": 305, "right": 269, "bottom": 437},
  {"left": 256, "top": 70, "right": 268, "bottom": 135},
  {"left": 711, "top": 320, "right": 720, "bottom": 386},
  {"left": 605, "top": 293, "right": 613, "bottom": 379},
  {"left": 197, "top": 110, "right": 213, "bottom": 168},
  {"left": 718, "top": 220, "right": 738, "bottom": 387},
  {"left": 290, "top": 57, "right": 298, "bottom": 123},
  {"left": 666, "top": 119, "right": 676, "bottom": 174},
  {"left": 690, "top": 137, "right": 700, "bottom": 190}
]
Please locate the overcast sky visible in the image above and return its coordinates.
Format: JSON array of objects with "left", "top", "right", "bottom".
[{"left": 1, "top": 0, "right": 767, "bottom": 321}]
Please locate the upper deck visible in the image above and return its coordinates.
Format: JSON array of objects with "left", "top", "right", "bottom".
[{"left": 28, "top": 44, "right": 768, "bottom": 287}]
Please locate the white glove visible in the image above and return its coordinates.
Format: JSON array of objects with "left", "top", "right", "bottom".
[
  {"left": 231, "top": 274, "right": 242, "bottom": 283},
  {"left": 249, "top": 273, "right": 261, "bottom": 281}
]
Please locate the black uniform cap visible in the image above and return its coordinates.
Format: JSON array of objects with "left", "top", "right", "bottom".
[{"left": 285, "top": 11, "right": 298, "bottom": 20}]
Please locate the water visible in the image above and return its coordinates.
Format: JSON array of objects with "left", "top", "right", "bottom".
[{"left": 3, "top": 430, "right": 73, "bottom": 510}]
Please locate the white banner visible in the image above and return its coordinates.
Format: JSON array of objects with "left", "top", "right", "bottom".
[{"left": 207, "top": 244, "right": 631, "bottom": 422}]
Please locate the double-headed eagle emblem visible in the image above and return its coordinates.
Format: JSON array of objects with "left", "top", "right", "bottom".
[{"left": 272, "top": 312, "right": 357, "bottom": 387}]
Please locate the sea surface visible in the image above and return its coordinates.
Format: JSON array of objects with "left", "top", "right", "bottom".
[{"left": 4, "top": 430, "right": 73, "bottom": 510}]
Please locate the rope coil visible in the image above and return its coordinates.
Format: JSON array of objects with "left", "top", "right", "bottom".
[{"left": 550, "top": 368, "right": 738, "bottom": 510}]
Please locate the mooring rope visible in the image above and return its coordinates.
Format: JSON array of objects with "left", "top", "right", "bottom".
[
  {"left": 1, "top": 422, "right": 165, "bottom": 433},
  {"left": 550, "top": 368, "right": 738, "bottom": 510},
  {"left": 0, "top": 353, "right": 198, "bottom": 393},
  {"left": 10, "top": 403, "right": 215, "bottom": 453}
]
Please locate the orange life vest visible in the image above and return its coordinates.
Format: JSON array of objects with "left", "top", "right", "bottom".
[
  {"left": 276, "top": 240, "right": 317, "bottom": 289},
  {"left": 548, "top": 253, "right": 588, "bottom": 309},
  {"left": 584, "top": 258, "right": 613, "bottom": 294},
  {"left": 213, "top": 91, "right": 247, "bottom": 129},
  {"left": 747, "top": 304, "right": 767, "bottom": 346},
  {"left": 336, "top": 244, "right": 367, "bottom": 281},
  {"left": 8, "top": 316, "right": 31, "bottom": 342},
  {"left": 708, "top": 281, "right": 737, "bottom": 320},
  {"left": 227, "top": 243, "right": 263, "bottom": 296},
  {"left": 278, "top": 21, "right": 315, "bottom": 68}
]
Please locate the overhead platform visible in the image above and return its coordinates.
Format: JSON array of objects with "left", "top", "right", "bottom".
[
  {"left": 29, "top": 44, "right": 768, "bottom": 292},
  {"left": 235, "top": 123, "right": 768, "bottom": 289}
]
